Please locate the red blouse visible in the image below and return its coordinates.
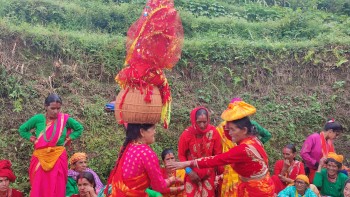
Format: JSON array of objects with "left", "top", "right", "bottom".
[{"left": 195, "top": 136, "right": 268, "bottom": 180}]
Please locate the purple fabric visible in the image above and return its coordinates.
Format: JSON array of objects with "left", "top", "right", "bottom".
[
  {"left": 68, "top": 168, "right": 104, "bottom": 192},
  {"left": 230, "top": 97, "right": 242, "bottom": 103},
  {"left": 300, "top": 133, "right": 322, "bottom": 170}
]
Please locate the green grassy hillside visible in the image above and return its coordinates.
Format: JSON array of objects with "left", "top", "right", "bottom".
[{"left": 0, "top": 0, "right": 349, "bottom": 193}]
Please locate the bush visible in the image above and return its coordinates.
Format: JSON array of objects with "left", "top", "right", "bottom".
[{"left": 178, "top": 0, "right": 230, "bottom": 18}]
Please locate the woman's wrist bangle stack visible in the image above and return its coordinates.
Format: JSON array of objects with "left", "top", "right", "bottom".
[{"left": 190, "top": 160, "right": 198, "bottom": 168}]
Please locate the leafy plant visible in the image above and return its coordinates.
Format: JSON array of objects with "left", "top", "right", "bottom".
[{"left": 179, "top": 0, "right": 230, "bottom": 18}]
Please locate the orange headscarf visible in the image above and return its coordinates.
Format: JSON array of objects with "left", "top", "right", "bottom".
[
  {"left": 295, "top": 174, "right": 310, "bottom": 185},
  {"left": 69, "top": 152, "right": 87, "bottom": 167},
  {"left": 327, "top": 152, "right": 344, "bottom": 163}
]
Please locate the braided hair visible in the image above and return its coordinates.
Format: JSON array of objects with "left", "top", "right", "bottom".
[{"left": 104, "top": 123, "right": 154, "bottom": 194}]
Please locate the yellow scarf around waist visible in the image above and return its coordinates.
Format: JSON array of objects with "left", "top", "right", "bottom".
[{"left": 33, "top": 146, "right": 65, "bottom": 171}]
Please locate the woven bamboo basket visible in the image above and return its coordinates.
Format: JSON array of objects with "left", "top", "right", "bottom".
[{"left": 115, "top": 86, "right": 162, "bottom": 124}]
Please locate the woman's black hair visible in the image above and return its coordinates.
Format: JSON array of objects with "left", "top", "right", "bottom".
[
  {"left": 122, "top": 124, "right": 154, "bottom": 147},
  {"left": 76, "top": 171, "right": 96, "bottom": 190},
  {"left": 324, "top": 120, "right": 343, "bottom": 132},
  {"left": 284, "top": 144, "right": 297, "bottom": 153},
  {"left": 345, "top": 179, "right": 350, "bottom": 186},
  {"left": 228, "top": 116, "right": 257, "bottom": 135},
  {"left": 44, "top": 93, "right": 62, "bottom": 106},
  {"left": 161, "top": 148, "right": 174, "bottom": 161},
  {"left": 118, "top": 123, "right": 154, "bottom": 163},
  {"left": 105, "top": 123, "right": 155, "bottom": 195},
  {"left": 195, "top": 108, "right": 208, "bottom": 120},
  {"left": 325, "top": 158, "right": 342, "bottom": 169}
]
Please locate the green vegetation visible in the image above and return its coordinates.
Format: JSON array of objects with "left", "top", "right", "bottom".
[{"left": 0, "top": 0, "right": 349, "bottom": 194}]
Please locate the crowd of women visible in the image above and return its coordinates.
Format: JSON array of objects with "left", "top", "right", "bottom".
[{"left": 0, "top": 93, "right": 349, "bottom": 197}]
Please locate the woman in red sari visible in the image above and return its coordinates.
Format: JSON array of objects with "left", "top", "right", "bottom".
[
  {"left": 169, "top": 114, "right": 275, "bottom": 196},
  {"left": 271, "top": 144, "right": 305, "bottom": 193},
  {"left": 178, "top": 107, "right": 222, "bottom": 197},
  {"left": 18, "top": 93, "right": 84, "bottom": 197}
]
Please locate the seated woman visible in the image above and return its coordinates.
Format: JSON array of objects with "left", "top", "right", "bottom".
[
  {"left": 0, "top": 160, "right": 23, "bottom": 197},
  {"left": 71, "top": 172, "right": 97, "bottom": 197},
  {"left": 278, "top": 175, "right": 318, "bottom": 197},
  {"left": 160, "top": 148, "right": 185, "bottom": 197},
  {"left": 344, "top": 179, "right": 350, "bottom": 197},
  {"left": 66, "top": 153, "right": 103, "bottom": 196},
  {"left": 272, "top": 144, "right": 305, "bottom": 193},
  {"left": 313, "top": 152, "right": 348, "bottom": 197}
]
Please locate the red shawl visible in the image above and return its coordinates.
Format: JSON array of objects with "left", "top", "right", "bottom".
[{"left": 188, "top": 107, "right": 216, "bottom": 135}]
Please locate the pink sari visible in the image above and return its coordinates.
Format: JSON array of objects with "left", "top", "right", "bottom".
[{"left": 29, "top": 113, "right": 69, "bottom": 197}]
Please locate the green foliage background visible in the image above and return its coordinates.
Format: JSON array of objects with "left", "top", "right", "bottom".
[{"left": 0, "top": 0, "right": 349, "bottom": 194}]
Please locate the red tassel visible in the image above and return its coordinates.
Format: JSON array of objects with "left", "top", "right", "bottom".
[
  {"left": 144, "top": 85, "right": 154, "bottom": 103},
  {"left": 164, "top": 119, "right": 168, "bottom": 129}
]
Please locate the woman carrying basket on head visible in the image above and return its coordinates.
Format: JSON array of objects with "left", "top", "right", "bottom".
[{"left": 104, "top": 0, "right": 184, "bottom": 196}]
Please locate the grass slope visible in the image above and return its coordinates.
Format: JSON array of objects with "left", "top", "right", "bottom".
[{"left": 0, "top": 0, "right": 349, "bottom": 193}]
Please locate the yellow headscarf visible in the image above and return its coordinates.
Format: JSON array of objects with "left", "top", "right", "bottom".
[
  {"left": 295, "top": 174, "right": 310, "bottom": 185},
  {"left": 327, "top": 152, "right": 344, "bottom": 163},
  {"left": 221, "top": 101, "right": 256, "bottom": 121},
  {"left": 69, "top": 152, "right": 87, "bottom": 166}
]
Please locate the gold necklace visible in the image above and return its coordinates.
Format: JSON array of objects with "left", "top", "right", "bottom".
[{"left": 134, "top": 140, "right": 144, "bottom": 145}]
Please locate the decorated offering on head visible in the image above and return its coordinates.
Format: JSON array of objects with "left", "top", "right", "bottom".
[{"left": 114, "top": 0, "right": 184, "bottom": 128}]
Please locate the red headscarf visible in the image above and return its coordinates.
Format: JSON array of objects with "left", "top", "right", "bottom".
[
  {"left": 0, "top": 160, "right": 16, "bottom": 182},
  {"left": 188, "top": 107, "right": 216, "bottom": 135}
]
